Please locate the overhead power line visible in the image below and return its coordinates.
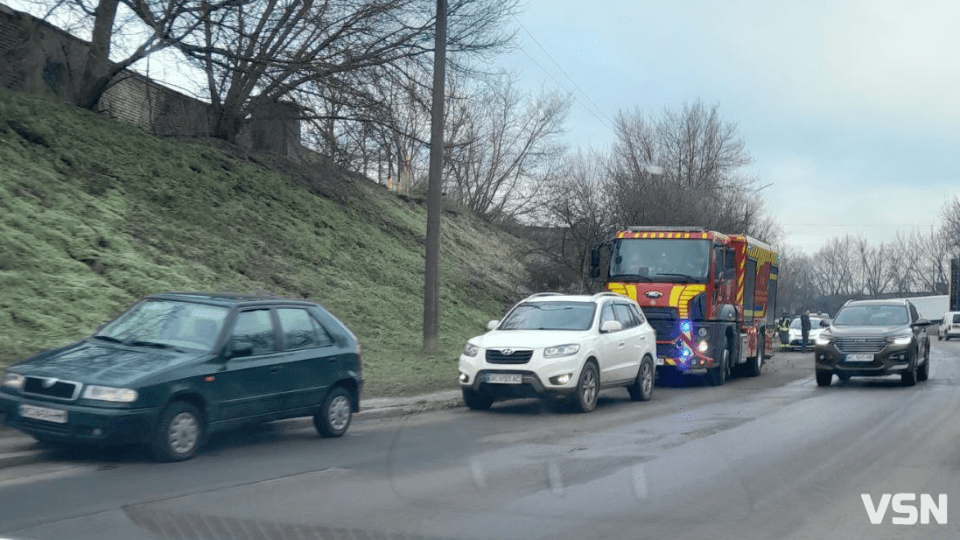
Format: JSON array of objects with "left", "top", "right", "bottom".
[{"left": 511, "top": 15, "right": 616, "bottom": 135}]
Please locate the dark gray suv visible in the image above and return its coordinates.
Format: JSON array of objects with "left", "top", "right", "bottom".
[{"left": 814, "top": 299, "right": 930, "bottom": 387}]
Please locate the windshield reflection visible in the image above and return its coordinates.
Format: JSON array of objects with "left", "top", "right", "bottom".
[
  {"left": 609, "top": 239, "right": 711, "bottom": 283},
  {"left": 97, "top": 300, "right": 229, "bottom": 351}
]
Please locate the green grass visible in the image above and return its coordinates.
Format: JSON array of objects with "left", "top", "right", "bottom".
[{"left": 0, "top": 88, "right": 530, "bottom": 397}]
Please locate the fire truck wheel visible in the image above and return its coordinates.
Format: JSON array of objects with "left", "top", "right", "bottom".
[
  {"left": 706, "top": 338, "right": 729, "bottom": 386},
  {"left": 745, "top": 336, "right": 763, "bottom": 377}
]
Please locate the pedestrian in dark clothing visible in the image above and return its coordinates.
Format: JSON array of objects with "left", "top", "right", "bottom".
[{"left": 800, "top": 310, "right": 811, "bottom": 352}]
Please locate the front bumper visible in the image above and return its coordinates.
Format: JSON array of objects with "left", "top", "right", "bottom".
[
  {"left": 458, "top": 352, "right": 584, "bottom": 398},
  {"left": 814, "top": 342, "right": 915, "bottom": 377},
  {"left": 0, "top": 394, "right": 160, "bottom": 445}
]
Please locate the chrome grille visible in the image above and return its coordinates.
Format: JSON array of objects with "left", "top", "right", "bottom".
[
  {"left": 835, "top": 338, "right": 886, "bottom": 354},
  {"left": 23, "top": 377, "right": 81, "bottom": 401},
  {"left": 486, "top": 349, "right": 533, "bottom": 364}
]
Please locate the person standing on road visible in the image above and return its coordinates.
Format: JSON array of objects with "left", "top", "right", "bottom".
[
  {"left": 779, "top": 316, "right": 791, "bottom": 351},
  {"left": 800, "top": 310, "right": 811, "bottom": 353}
]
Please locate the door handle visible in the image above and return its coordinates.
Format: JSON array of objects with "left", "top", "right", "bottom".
[
  {"left": 270, "top": 366, "right": 282, "bottom": 373},
  {"left": 618, "top": 341, "right": 626, "bottom": 348}
]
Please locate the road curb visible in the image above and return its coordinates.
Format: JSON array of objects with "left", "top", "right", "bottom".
[{"left": 0, "top": 391, "right": 465, "bottom": 470}]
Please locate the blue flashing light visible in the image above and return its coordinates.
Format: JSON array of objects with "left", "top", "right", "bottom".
[
  {"left": 681, "top": 347, "right": 691, "bottom": 358},
  {"left": 680, "top": 320, "right": 692, "bottom": 334}
]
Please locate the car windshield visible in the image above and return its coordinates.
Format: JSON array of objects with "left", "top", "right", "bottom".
[
  {"left": 498, "top": 301, "right": 596, "bottom": 331},
  {"left": 833, "top": 305, "right": 909, "bottom": 326},
  {"left": 608, "top": 238, "right": 711, "bottom": 283},
  {"left": 96, "top": 299, "right": 229, "bottom": 351}
]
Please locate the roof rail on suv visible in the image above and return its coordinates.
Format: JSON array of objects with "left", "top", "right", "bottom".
[
  {"left": 590, "top": 292, "right": 626, "bottom": 301},
  {"left": 526, "top": 292, "right": 563, "bottom": 299}
]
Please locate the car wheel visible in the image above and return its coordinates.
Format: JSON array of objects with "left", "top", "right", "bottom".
[
  {"left": 314, "top": 387, "right": 353, "bottom": 438},
  {"left": 628, "top": 356, "right": 655, "bottom": 402},
  {"left": 150, "top": 401, "right": 204, "bottom": 462},
  {"left": 572, "top": 362, "right": 599, "bottom": 412},
  {"left": 938, "top": 333, "right": 943, "bottom": 341},
  {"left": 706, "top": 337, "right": 729, "bottom": 386},
  {"left": 918, "top": 346, "right": 930, "bottom": 382},
  {"left": 901, "top": 350, "right": 917, "bottom": 387},
  {"left": 917, "top": 358, "right": 929, "bottom": 382},
  {"left": 816, "top": 371, "right": 832, "bottom": 387},
  {"left": 744, "top": 335, "right": 763, "bottom": 377},
  {"left": 462, "top": 388, "right": 494, "bottom": 411}
]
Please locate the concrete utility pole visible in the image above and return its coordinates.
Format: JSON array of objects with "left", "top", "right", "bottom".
[{"left": 423, "top": 0, "right": 447, "bottom": 353}]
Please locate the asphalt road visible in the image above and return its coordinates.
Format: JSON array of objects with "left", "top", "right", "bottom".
[{"left": 2, "top": 341, "right": 960, "bottom": 540}]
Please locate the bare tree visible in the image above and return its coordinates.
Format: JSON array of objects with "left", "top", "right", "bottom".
[
  {"left": 443, "top": 73, "right": 570, "bottom": 220},
  {"left": 606, "top": 100, "right": 777, "bottom": 241},
  {"left": 941, "top": 196, "right": 960, "bottom": 258},
  {"left": 854, "top": 235, "right": 891, "bottom": 296},
  {"left": 527, "top": 149, "right": 613, "bottom": 291},
  {"left": 175, "top": 0, "right": 520, "bottom": 142},
  {"left": 809, "top": 236, "right": 857, "bottom": 298},
  {"left": 19, "top": 0, "right": 233, "bottom": 109}
]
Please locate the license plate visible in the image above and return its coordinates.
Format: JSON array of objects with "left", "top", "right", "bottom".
[
  {"left": 656, "top": 357, "right": 666, "bottom": 366},
  {"left": 487, "top": 373, "right": 522, "bottom": 384},
  {"left": 20, "top": 404, "right": 68, "bottom": 424},
  {"left": 845, "top": 354, "right": 874, "bottom": 362}
]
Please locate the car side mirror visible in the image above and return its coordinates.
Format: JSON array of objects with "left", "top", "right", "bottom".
[
  {"left": 226, "top": 341, "right": 254, "bottom": 359},
  {"left": 914, "top": 318, "right": 930, "bottom": 327},
  {"left": 600, "top": 320, "right": 622, "bottom": 333},
  {"left": 820, "top": 319, "right": 829, "bottom": 327},
  {"left": 486, "top": 320, "right": 500, "bottom": 331}
]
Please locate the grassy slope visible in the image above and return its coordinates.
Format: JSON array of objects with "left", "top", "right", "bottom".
[{"left": 0, "top": 87, "right": 528, "bottom": 397}]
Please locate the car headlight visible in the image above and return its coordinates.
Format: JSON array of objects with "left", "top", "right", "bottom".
[
  {"left": 2, "top": 372, "right": 24, "bottom": 390},
  {"left": 544, "top": 344, "right": 580, "bottom": 358},
  {"left": 891, "top": 335, "right": 912, "bottom": 346},
  {"left": 815, "top": 336, "right": 831, "bottom": 346},
  {"left": 82, "top": 385, "right": 138, "bottom": 403},
  {"left": 463, "top": 343, "right": 479, "bottom": 357}
]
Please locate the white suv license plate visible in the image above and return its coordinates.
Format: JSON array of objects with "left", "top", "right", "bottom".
[
  {"left": 20, "top": 404, "right": 68, "bottom": 424},
  {"left": 487, "top": 373, "right": 522, "bottom": 384},
  {"left": 845, "top": 354, "right": 874, "bottom": 363}
]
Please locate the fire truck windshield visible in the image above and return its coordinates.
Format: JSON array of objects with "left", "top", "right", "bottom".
[{"left": 609, "top": 238, "right": 711, "bottom": 283}]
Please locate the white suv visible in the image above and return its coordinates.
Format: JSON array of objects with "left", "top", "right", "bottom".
[
  {"left": 457, "top": 292, "right": 657, "bottom": 412},
  {"left": 939, "top": 312, "right": 960, "bottom": 341}
]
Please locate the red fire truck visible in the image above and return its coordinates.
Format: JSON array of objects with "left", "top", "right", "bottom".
[{"left": 591, "top": 227, "right": 779, "bottom": 385}]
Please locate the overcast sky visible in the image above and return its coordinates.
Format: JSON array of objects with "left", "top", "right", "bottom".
[{"left": 501, "top": 0, "right": 960, "bottom": 254}]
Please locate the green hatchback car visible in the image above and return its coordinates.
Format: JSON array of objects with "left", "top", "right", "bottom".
[{"left": 0, "top": 292, "right": 363, "bottom": 461}]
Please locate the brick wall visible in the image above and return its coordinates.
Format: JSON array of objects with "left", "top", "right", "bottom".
[{"left": 0, "top": 3, "right": 309, "bottom": 158}]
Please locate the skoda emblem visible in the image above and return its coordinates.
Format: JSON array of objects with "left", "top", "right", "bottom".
[
  {"left": 645, "top": 291, "right": 663, "bottom": 298},
  {"left": 41, "top": 377, "right": 58, "bottom": 388},
  {"left": 501, "top": 349, "right": 514, "bottom": 356}
]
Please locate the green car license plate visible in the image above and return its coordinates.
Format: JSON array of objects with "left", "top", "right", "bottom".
[{"left": 20, "top": 404, "right": 68, "bottom": 424}]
